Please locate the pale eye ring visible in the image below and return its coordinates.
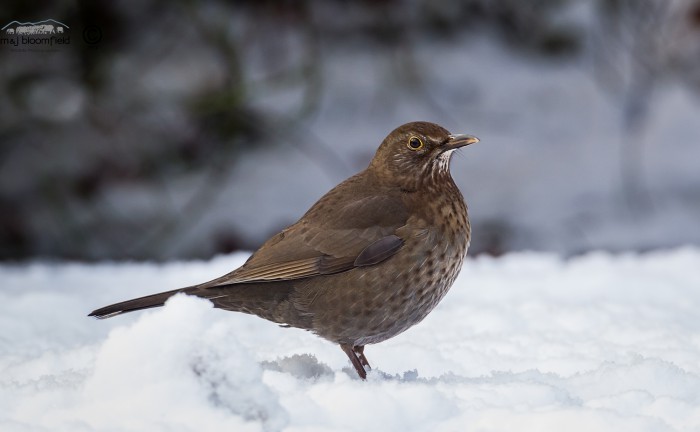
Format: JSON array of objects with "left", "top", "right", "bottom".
[{"left": 407, "top": 136, "right": 424, "bottom": 151}]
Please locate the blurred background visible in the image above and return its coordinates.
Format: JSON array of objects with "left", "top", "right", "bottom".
[{"left": 1, "top": 0, "right": 699, "bottom": 262}]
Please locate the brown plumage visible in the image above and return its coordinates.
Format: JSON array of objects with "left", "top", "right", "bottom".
[{"left": 89, "top": 121, "right": 479, "bottom": 379}]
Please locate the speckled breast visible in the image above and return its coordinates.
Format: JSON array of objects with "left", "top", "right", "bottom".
[{"left": 307, "top": 182, "right": 470, "bottom": 346}]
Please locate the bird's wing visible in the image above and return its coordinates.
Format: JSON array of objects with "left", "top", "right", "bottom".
[{"left": 198, "top": 191, "right": 409, "bottom": 288}]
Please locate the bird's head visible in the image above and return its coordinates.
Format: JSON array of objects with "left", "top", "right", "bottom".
[{"left": 369, "top": 121, "right": 479, "bottom": 191}]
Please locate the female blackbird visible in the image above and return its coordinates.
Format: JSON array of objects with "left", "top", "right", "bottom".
[{"left": 89, "top": 121, "right": 479, "bottom": 379}]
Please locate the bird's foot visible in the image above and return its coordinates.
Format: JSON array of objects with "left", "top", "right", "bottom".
[
  {"left": 354, "top": 345, "right": 372, "bottom": 370},
  {"left": 340, "top": 344, "right": 371, "bottom": 379}
]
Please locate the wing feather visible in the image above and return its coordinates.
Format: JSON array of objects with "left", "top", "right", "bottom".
[{"left": 199, "top": 175, "right": 410, "bottom": 288}]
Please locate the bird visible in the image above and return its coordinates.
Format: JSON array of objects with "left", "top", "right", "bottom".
[{"left": 89, "top": 121, "right": 479, "bottom": 379}]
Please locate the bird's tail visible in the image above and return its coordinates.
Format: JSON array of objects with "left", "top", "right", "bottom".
[
  {"left": 88, "top": 286, "right": 199, "bottom": 319},
  {"left": 89, "top": 281, "right": 303, "bottom": 327}
]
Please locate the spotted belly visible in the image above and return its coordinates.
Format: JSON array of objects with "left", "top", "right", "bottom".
[{"left": 301, "top": 224, "right": 468, "bottom": 346}]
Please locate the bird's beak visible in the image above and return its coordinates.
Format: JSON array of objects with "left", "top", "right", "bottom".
[{"left": 445, "top": 134, "right": 480, "bottom": 150}]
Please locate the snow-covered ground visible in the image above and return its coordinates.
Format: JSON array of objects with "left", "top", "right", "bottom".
[{"left": 2, "top": 248, "right": 700, "bottom": 431}]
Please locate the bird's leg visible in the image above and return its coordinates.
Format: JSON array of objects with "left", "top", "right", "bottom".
[
  {"left": 340, "top": 344, "right": 368, "bottom": 379},
  {"left": 354, "top": 345, "right": 371, "bottom": 370}
]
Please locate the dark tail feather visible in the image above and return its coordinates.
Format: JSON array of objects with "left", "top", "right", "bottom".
[
  {"left": 89, "top": 281, "right": 303, "bottom": 327},
  {"left": 88, "top": 287, "right": 197, "bottom": 319}
]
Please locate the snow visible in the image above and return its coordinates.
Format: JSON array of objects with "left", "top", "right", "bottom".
[{"left": 2, "top": 248, "right": 700, "bottom": 431}]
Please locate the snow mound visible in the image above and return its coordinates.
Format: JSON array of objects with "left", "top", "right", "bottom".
[{"left": 2, "top": 248, "right": 700, "bottom": 431}]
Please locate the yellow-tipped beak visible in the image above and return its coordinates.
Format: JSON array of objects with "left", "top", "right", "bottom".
[{"left": 446, "top": 134, "right": 480, "bottom": 149}]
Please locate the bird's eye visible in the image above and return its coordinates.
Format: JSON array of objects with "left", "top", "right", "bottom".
[{"left": 407, "top": 136, "right": 424, "bottom": 151}]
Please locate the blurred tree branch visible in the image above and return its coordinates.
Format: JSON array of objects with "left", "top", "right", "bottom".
[{"left": 1, "top": 0, "right": 699, "bottom": 261}]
